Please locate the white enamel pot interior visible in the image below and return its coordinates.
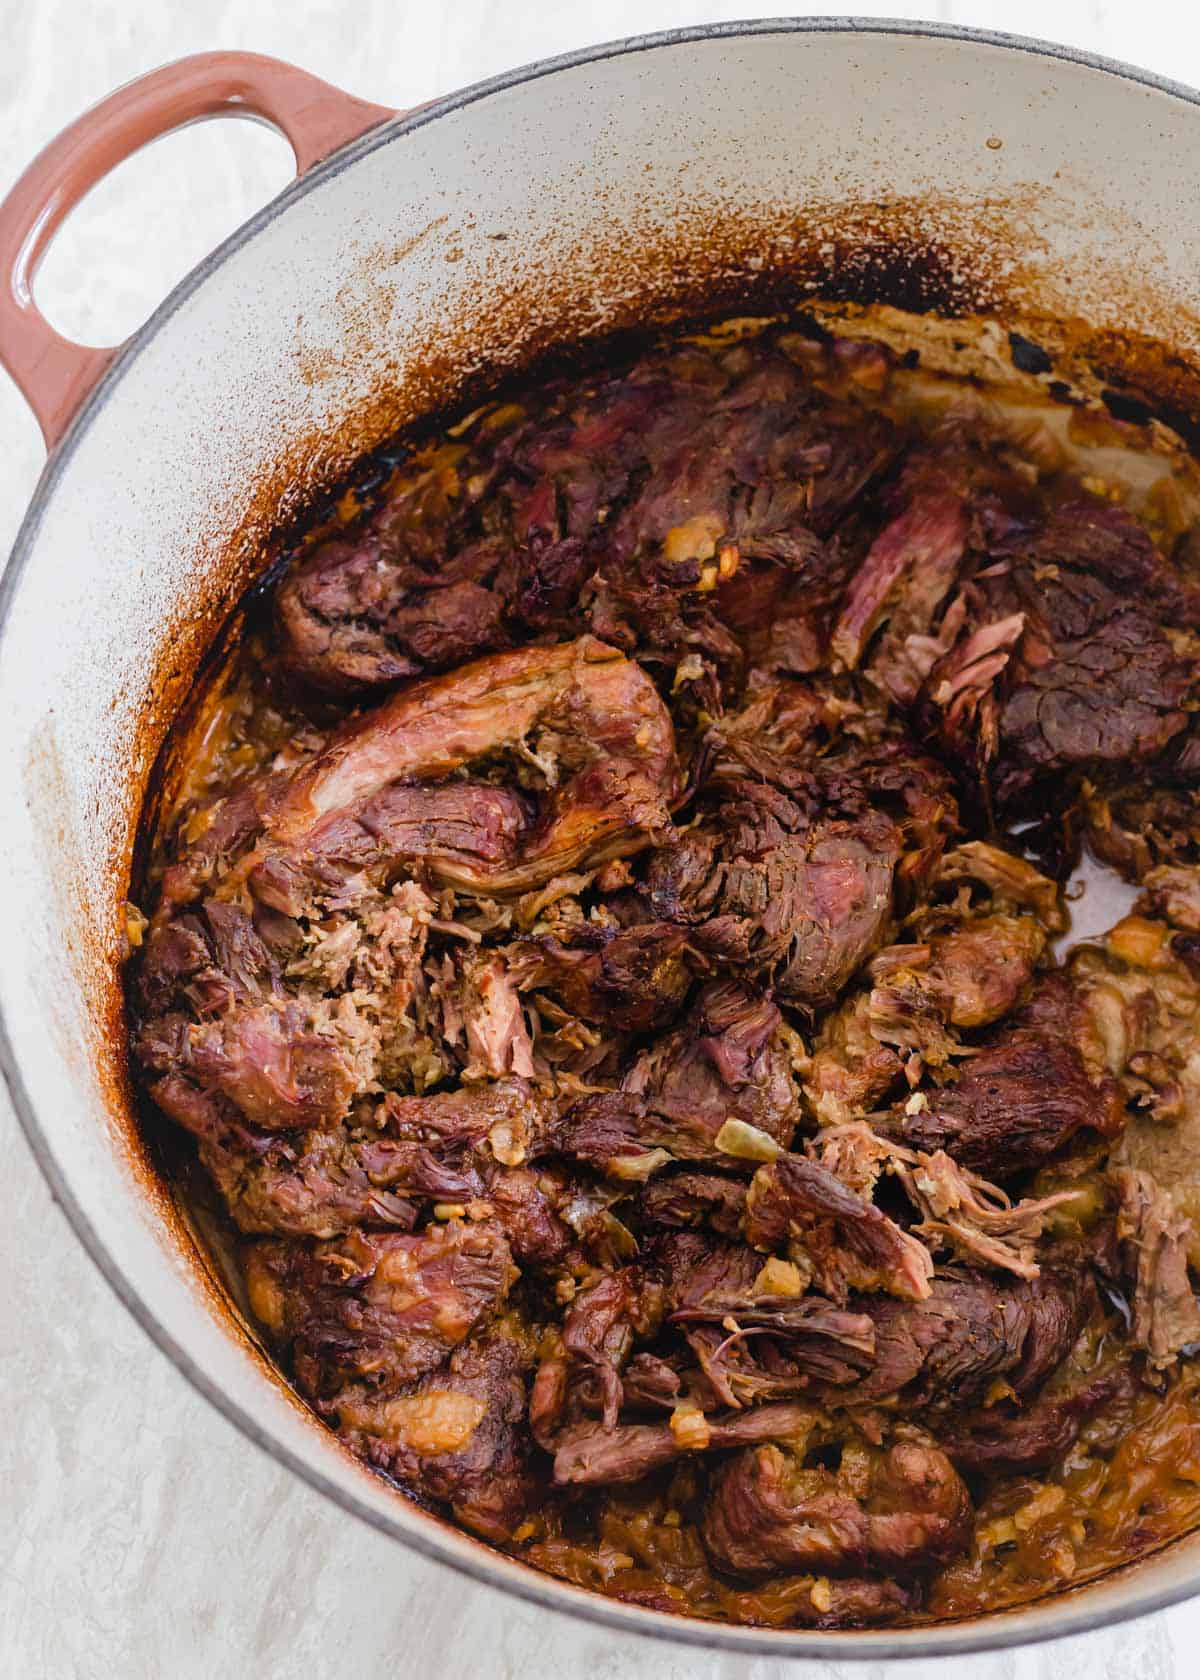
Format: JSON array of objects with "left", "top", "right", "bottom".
[{"left": 6, "top": 20, "right": 1200, "bottom": 1658}]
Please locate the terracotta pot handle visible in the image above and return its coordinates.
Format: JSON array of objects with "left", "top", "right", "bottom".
[{"left": 0, "top": 51, "right": 397, "bottom": 450}]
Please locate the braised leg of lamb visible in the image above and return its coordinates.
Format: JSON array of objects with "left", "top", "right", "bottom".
[{"left": 128, "top": 319, "right": 1200, "bottom": 1629}]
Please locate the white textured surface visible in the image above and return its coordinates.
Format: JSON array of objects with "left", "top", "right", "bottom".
[{"left": 6, "top": 4, "right": 1200, "bottom": 1675}]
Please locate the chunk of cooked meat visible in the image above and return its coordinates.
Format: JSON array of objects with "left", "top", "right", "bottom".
[
  {"left": 272, "top": 425, "right": 518, "bottom": 695},
  {"left": 278, "top": 536, "right": 510, "bottom": 695},
  {"left": 824, "top": 903, "right": 1047, "bottom": 1075},
  {"left": 831, "top": 485, "right": 967, "bottom": 673},
  {"left": 508, "top": 920, "right": 690, "bottom": 1033},
  {"left": 135, "top": 898, "right": 360, "bottom": 1131},
  {"left": 683, "top": 1300, "right": 879, "bottom": 1395},
  {"left": 249, "top": 636, "right": 679, "bottom": 903},
  {"left": 916, "top": 913, "right": 1048, "bottom": 1030},
  {"left": 641, "top": 1242, "right": 1086, "bottom": 1416},
  {"left": 559, "top": 1265, "right": 666, "bottom": 1428},
  {"left": 838, "top": 437, "right": 1037, "bottom": 704},
  {"left": 158, "top": 638, "right": 678, "bottom": 921},
  {"left": 804, "top": 990, "right": 907, "bottom": 1127},
  {"left": 642, "top": 683, "right": 958, "bottom": 1004},
  {"left": 456, "top": 950, "right": 535, "bottom": 1079},
  {"left": 999, "top": 612, "right": 1194, "bottom": 806},
  {"left": 703, "top": 1440, "right": 971, "bottom": 1579},
  {"left": 548, "top": 981, "right": 800, "bottom": 1174},
  {"left": 656, "top": 1231, "right": 879, "bottom": 1393},
  {"left": 151, "top": 1078, "right": 417, "bottom": 1237},
  {"left": 481, "top": 1164, "right": 576, "bottom": 1265},
  {"left": 335, "top": 1317, "right": 537, "bottom": 1541},
  {"left": 639, "top": 1172, "right": 748, "bottom": 1237},
  {"left": 901, "top": 976, "right": 1125, "bottom": 1178},
  {"left": 804, "top": 890, "right": 1052, "bottom": 1128},
  {"left": 150, "top": 1042, "right": 556, "bottom": 1239},
  {"left": 654, "top": 1230, "right": 765, "bottom": 1312},
  {"left": 249, "top": 781, "right": 536, "bottom": 920},
  {"left": 139, "top": 877, "right": 460, "bottom": 1132},
  {"left": 921, "top": 500, "right": 1200, "bottom": 819},
  {"left": 631, "top": 978, "right": 801, "bottom": 1154},
  {"left": 378, "top": 1077, "right": 552, "bottom": 1159},
  {"left": 132, "top": 643, "right": 681, "bottom": 1133},
  {"left": 1084, "top": 775, "right": 1200, "bottom": 882},
  {"left": 244, "top": 1220, "right": 517, "bottom": 1398},
  {"left": 698, "top": 800, "right": 899, "bottom": 1004},
  {"left": 805, "top": 1120, "right": 898, "bottom": 1199},
  {"left": 744, "top": 1153, "right": 934, "bottom": 1302},
  {"left": 851, "top": 1266, "right": 1091, "bottom": 1410},
  {"left": 141, "top": 1006, "right": 358, "bottom": 1134}
]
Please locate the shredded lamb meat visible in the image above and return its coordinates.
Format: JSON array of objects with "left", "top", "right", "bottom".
[
  {"left": 129, "top": 318, "right": 1200, "bottom": 1631},
  {"left": 1113, "top": 1168, "right": 1200, "bottom": 1369}
]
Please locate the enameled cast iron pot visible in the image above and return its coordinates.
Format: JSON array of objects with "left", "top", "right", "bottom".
[{"left": 6, "top": 19, "right": 1200, "bottom": 1658}]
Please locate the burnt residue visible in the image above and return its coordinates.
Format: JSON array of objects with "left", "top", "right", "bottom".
[
  {"left": 1002, "top": 312, "right": 1200, "bottom": 456},
  {"left": 796, "top": 235, "right": 990, "bottom": 316},
  {"left": 1090, "top": 346, "right": 1200, "bottom": 452},
  {"left": 1009, "top": 331, "right": 1054, "bottom": 376},
  {"left": 1101, "top": 388, "right": 1155, "bottom": 427}
]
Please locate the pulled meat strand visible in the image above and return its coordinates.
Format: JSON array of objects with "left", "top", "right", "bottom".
[{"left": 553, "top": 1401, "right": 819, "bottom": 1486}]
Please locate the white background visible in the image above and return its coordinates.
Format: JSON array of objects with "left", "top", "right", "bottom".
[{"left": 3, "top": 4, "right": 1200, "bottom": 1675}]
